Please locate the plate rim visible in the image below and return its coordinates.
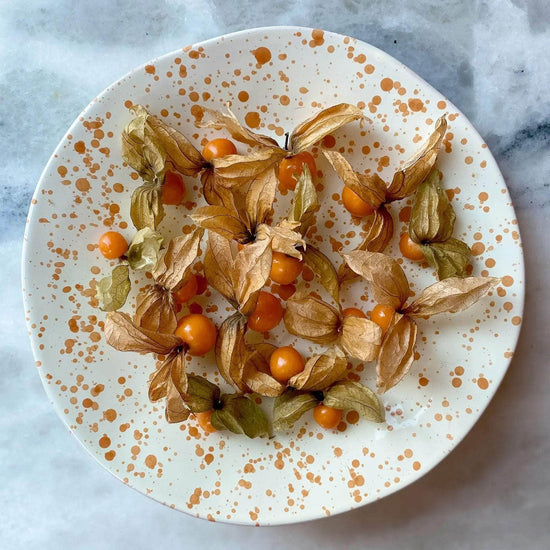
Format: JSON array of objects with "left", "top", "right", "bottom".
[{"left": 21, "top": 24, "right": 525, "bottom": 525}]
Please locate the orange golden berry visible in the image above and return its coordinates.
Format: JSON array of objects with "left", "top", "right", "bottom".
[
  {"left": 270, "top": 251, "right": 303, "bottom": 285},
  {"left": 175, "top": 313, "right": 217, "bottom": 356},
  {"left": 173, "top": 274, "right": 198, "bottom": 304},
  {"left": 313, "top": 404, "right": 343, "bottom": 429},
  {"left": 202, "top": 138, "right": 237, "bottom": 161},
  {"left": 161, "top": 171, "right": 185, "bottom": 205},
  {"left": 342, "top": 307, "right": 367, "bottom": 319},
  {"left": 247, "top": 291, "right": 284, "bottom": 332},
  {"left": 342, "top": 186, "right": 375, "bottom": 217},
  {"left": 399, "top": 232, "right": 425, "bottom": 261},
  {"left": 278, "top": 151, "right": 316, "bottom": 190},
  {"left": 370, "top": 304, "right": 395, "bottom": 334},
  {"left": 98, "top": 231, "right": 128, "bottom": 259},
  {"left": 269, "top": 346, "right": 305, "bottom": 383},
  {"left": 195, "top": 410, "right": 217, "bottom": 433}
]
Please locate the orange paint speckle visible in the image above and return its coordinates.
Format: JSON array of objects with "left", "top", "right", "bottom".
[
  {"left": 471, "top": 242, "right": 485, "bottom": 256},
  {"left": 380, "top": 78, "right": 393, "bottom": 92},
  {"left": 238, "top": 91, "right": 249, "bottom": 102},
  {"left": 99, "top": 435, "right": 111, "bottom": 449},
  {"left": 408, "top": 98, "right": 424, "bottom": 112},
  {"left": 502, "top": 276, "right": 514, "bottom": 287},
  {"left": 252, "top": 47, "right": 271, "bottom": 65},
  {"left": 145, "top": 64, "right": 155, "bottom": 74},
  {"left": 244, "top": 112, "right": 261, "bottom": 128},
  {"left": 74, "top": 141, "right": 85, "bottom": 154},
  {"left": 477, "top": 377, "right": 489, "bottom": 390},
  {"left": 145, "top": 455, "right": 157, "bottom": 469}
]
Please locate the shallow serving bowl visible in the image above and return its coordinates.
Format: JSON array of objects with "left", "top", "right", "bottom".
[{"left": 22, "top": 26, "right": 524, "bottom": 525}]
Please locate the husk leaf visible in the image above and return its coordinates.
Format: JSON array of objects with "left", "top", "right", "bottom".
[
  {"left": 211, "top": 394, "right": 270, "bottom": 438},
  {"left": 343, "top": 251, "right": 410, "bottom": 310},
  {"left": 283, "top": 294, "right": 341, "bottom": 345},
  {"left": 340, "top": 315, "right": 383, "bottom": 362},
  {"left": 403, "top": 276, "right": 500, "bottom": 317},
  {"left": 291, "top": 103, "right": 364, "bottom": 154},
  {"left": 104, "top": 311, "right": 181, "bottom": 354},
  {"left": 272, "top": 389, "right": 319, "bottom": 431},
  {"left": 324, "top": 380, "right": 385, "bottom": 422},
  {"left": 97, "top": 264, "right": 131, "bottom": 312},
  {"left": 386, "top": 115, "right": 447, "bottom": 201},
  {"left": 288, "top": 348, "right": 348, "bottom": 391},
  {"left": 376, "top": 314, "right": 418, "bottom": 393}
]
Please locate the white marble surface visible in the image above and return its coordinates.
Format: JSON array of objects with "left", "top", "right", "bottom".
[{"left": 1, "top": 0, "right": 549, "bottom": 548}]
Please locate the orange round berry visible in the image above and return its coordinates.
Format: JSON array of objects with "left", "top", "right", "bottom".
[
  {"left": 342, "top": 307, "right": 367, "bottom": 319},
  {"left": 202, "top": 138, "right": 237, "bottom": 161},
  {"left": 270, "top": 251, "right": 303, "bottom": 285},
  {"left": 98, "top": 231, "right": 128, "bottom": 259},
  {"left": 195, "top": 410, "right": 217, "bottom": 433},
  {"left": 175, "top": 313, "right": 217, "bottom": 356},
  {"left": 313, "top": 404, "right": 343, "bottom": 429},
  {"left": 399, "top": 232, "right": 425, "bottom": 261},
  {"left": 278, "top": 152, "right": 316, "bottom": 190},
  {"left": 173, "top": 274, "right": 198, "bottom": 304},
  {"left": 161, "top": 171, "right": 185, "bottom": 205},
  {"left": 269, "top": 346, "right": 305, "bottom": 383},
  {"left": 342, "top": 186, "right": 375, "bottom": 217},
  {"left": 371, "top": 304, "right": 396, "bottom": 334},
  {"left": 247, "top": 291, "right": 284, "bottom": 332}
]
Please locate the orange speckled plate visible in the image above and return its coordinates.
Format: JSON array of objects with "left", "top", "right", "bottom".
[{"left": 22, "top": 27, "right": 524, "bottom": 525}]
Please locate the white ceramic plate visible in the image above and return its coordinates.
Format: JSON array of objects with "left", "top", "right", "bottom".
[{"left": 22, "top": 27, "right": 524, "bottom": 525}]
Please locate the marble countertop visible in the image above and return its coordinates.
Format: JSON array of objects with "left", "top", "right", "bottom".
[{"left": 2, "top": 0, "right": 549, "bottom": 548}]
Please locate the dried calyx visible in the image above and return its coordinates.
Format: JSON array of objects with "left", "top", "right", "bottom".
[
  {"left": 323, "top": 116, "right": 448, "bottom": 285},
  {"left": 343, "top": 250, "right": 500, "bottom": 393},
  {"left": 408, "top": 168, "right": 471, "bottom": 279}
]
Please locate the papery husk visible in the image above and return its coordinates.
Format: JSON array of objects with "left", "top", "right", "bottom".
[
  {"left": 201, "top": 169, "right": 239, "bottom": 209},
  {"left": 104, "top": 311, "right": 182, "bottom": 354},
  {"left": 244, "top": 164, "right": 278, "bottom": 228},
  {"left": 337, "top": 207, "right": 394, "bottom": 286},
  {"left": 242, "top": 343, "right": 285, "bottom": 397},
  {"left": 323, "top": 380, "right": 385, "bottom": 422},
  {"left": 302, "top": 245, "right": 340, "bottom": 303},
  {"left": 215, "top": 312, "right": 248, "bottom": 391},
  {"left": 422, "top": 239, "right": 471, "bottom": 280},
  {"left": 195, "top": 104, "right": 280, "bottom": 149},
  {"left": 182, "top": 375, "right": 221, "bottom": 413},
  {"left": 148, "top": 359, "right": 172, "bottom": 402},
  {"left": 403, "top": 276, "right": 500, "bottom": 318},
  {"left": 130, "top": 182, "right": 165, "bottom": 231},
  {"left": 288, "top": 348, "right": 348, "bottom": 391},
  {"left": 290, "top": 103, "right": 364, "bottom": 154},
  {"left": 191, "top": 205, "right": 250, "bottom": 242},
  {"left": 323, "top": 150, "right": 386, "bottom": 208},
  {"left": 343, "top": 251, "right": 410, "bottom": 310},
  {"left": 134, "top": 284, "right": 177, "bottom": 334},
  {"left": 127, "top": 228, "right": 164, "bottom": 272},
  {"left": 376, "top": 313, "right": 418, "bottom": 394},
  {"left": 409, "top": 169, "right": 455, "bottom": 244},
  {"left": 211, "top": 394, "right": 271, "bottom": 438},
  {"left": 340, "top": 315, "right": 382, "bottom": 362},
  {"left": 165, "top": 379, "right": 191, "bottom": 423},
  {"left": 211, "top": 148, "right": 287, "bottom": 188},
  {"left": 270, "top": 220, "right": 305, "bottom": 259},
  {"left": 288, "top": 165, "right": 319, "bottom": 235},
  {"left": 231, "top": 225, "right": 273, "bottom": 315},
  {"left": 204, "top": 231, "right": 237, "bottom": 307},
  {"left": 97, "top": 264, "right": 131, "bottom": 312},
  {"left": 386, "top": 115, "right": 447, "bottom": 201},
  {"left": 272, "top": 389, "right": 319, "bottom": 431},
  {"left": 144, "top": 109, "right": 205, "bottom": 176},
  {"left": 283, "top": 294, "right": 341, "bottom": 345},
  {"left": 147, "top": 350, "right": 189, "bottom": 423},
  {"left": 122, "top": 106, "right": 167, "bottom": 180},
  {"left": 152, "top": 228, "right": 204, "bottom": 291}
]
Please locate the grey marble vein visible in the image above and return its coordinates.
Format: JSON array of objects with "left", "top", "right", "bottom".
[{"left": 1, "top": 1, "right": 549, "bottom": 549}]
